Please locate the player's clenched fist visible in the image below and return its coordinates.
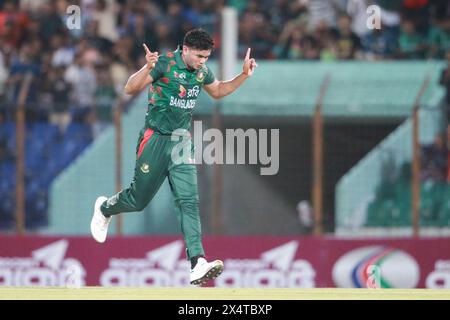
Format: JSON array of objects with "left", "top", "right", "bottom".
[{"left": 143, "top": 43, "right": 159, "bottom": 70}]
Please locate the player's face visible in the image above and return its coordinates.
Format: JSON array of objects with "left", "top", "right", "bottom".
[{"left": 182, "top": 45, "right": 211, "bottom": 70}]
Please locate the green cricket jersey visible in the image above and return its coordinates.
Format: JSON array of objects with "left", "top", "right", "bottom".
[{"left": 146, "top": 45, "right": 215, "bottom": 135}]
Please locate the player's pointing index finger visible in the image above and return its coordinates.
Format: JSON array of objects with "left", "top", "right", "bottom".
[
  {"left": 143, "top": 43, "right": 151, "bottom": 54},
  {"left": 245, "top": 48, "right": 251, "bottom": 60}
]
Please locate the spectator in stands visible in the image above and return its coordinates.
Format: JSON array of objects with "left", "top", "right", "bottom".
[
  {"left": 378, "top": 0, "right": 401, "bottom": 30},
  {"left": 130, "top": 13, "right": 158, "bottom": 62},
  {"left": 35, "top": 1, "right": 64, "bottom": 45},
  {"left": 0, "top": 111, "right": 12, "bottom": 162},
  {"left": 274, "top": 18, "right": 321, "bottom": 60},
  {"left": 303, "top": 0, "right": 346, "bottom": 33},
  {"left": 64, "top": 52, "right": 97, "bottom": 122},
  {"left": 111, "top": 36, "right": 134, "bottom": 71},
  {"left": 397, "top": 19, "right": 426, "bottom": 59},
  {"left": 313, "top": 20, "right": 338, "bottom": 61},
  {"left": 239, "top": 0, "right": 275, "bottom": 59},
  {"left": 303, "top": 34, "right": 321, "bottom": 60},
  {"left": 83, "top": 19, "right": 113, "bottom": 55},
  {"left": 420, "top": 133, "right": 448, "bottom": 182},
  {"left": 50, "top": 33, "right": 75, "bottom": 68},
  {"left": 92, "top": 0, "right": 120, "bottom": 43},
  {"left": 94, "top": 65, "right": 117, "bottom": 131},
  {"left": 346, "top": 0, "right": 372, "bottom": 39},
  {"left": 447, "top": 124, "right": 450, "bottom": 183},
  {"left": 108, "top": 53, "right": 131, "bottom": 100},
  {"left": 273, "top": 22, "right": 302, "bottom": 60},
  {"left": 428, "top": 0, "right": 450, "bottom": 23},
  {"left": 154, "top": 22, "right": 177, "bottom": 54},
  {"left": 0, "top": 38, "right": 8, "bottom": 101},
  {"left": 399, "top": 0, "right": 429, "bottom": 34},
  {"left": 361, "top": 24, "right": 399, "bottom": 60},
  {"left": 439, "top": 50, "right": 450, "bottom": 125},
  {"left": 49, "top": 66, "right": 72, "bottom": 133},
  {"left": 7, "top": 40, "right": 42, "bottom": 120},
  {"left": 0, "top": 0, "right": 29, "bottom": 49},
  {"left": 427, "top": 15, "right": 450, "bottom": 59},
  {"left": 334, "top": 14, "right": 362, "bottom": 60}
]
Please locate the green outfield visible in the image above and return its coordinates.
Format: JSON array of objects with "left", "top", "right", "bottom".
[{"left": 1, "top": 287, "right": 450, "bottom": 300}]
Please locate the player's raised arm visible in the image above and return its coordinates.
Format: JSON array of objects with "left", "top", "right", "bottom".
[
  {"left": 124, "top": 43, "right": 159, "bottom": 95},
  {"left": 204, "top": 47, "right": 258, "bottom": 99}
]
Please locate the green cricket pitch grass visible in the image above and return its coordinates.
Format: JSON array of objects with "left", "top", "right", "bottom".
[{"left": 1, "top": 287, "right": 450, "bottom": 300}]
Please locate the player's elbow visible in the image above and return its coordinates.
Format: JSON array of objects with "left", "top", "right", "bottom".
[
  {"left": 208, "top": 89, "right": 223, "bottom": 100},
  {"left": 210, "top": 92, "right": 221, "bottom": 100}
]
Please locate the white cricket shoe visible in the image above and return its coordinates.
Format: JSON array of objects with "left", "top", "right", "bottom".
[
  {"left": 90, "top": 196, "right": 110, "bottom": 243},
  {"left": 190, "top": 257, "right": 224, "bottom": 285}
]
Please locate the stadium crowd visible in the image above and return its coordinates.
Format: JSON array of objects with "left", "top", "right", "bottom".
[{"left": 0, "top": 0, "right": 449, "bottom": 128}]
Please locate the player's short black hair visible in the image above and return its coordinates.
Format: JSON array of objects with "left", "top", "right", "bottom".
[{"left": 183, "top": 28, "right": 214, "bottom": 51}]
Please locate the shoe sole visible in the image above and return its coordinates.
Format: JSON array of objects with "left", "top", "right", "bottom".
[{"left": 190, "top": 263, "right": 224, "bottom": 286}]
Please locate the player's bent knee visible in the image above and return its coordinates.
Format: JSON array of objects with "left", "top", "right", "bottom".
[
  {"left": 135, "top": 204, "right": 147, "bottom": 212},
  {"left": 133, "top": 200, "right": 149, "bottom": 212}
]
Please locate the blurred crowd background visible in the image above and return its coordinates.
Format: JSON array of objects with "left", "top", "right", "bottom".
[
  {"left": 0, "top": 0, "right": 449, "bottom": 129},
  {"left": 0, "top": 0, "right": 450, "bottom": 231}
]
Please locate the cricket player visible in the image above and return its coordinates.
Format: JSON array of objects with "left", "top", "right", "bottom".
[{"left": 90, "top": 29, "right": 257, "bottom": 285}]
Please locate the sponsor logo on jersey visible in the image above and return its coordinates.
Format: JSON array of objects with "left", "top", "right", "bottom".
[
  {"left": 187, "top": 85, "right": 200, "bottom": 98},
  {"left": 170, "top": 97, "right": 196, "bottom": 109},
  {"left": 178, "top": 85, "right": 187, "bottom": 98}
]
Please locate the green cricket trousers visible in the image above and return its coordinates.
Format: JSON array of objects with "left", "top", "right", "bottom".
[{"left": 101, "top": 127, "right": 204, "bottom": 259}]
